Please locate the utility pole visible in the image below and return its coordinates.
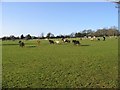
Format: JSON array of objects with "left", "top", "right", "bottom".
[
  {"left": 107, "top": 0, "right": 120, "bottom": 31},
  {"left": 114, "top": 1, "right": 120, "bottom": 89},
  {"left": 106, "top": 1, "right": 120, "bottom": 88},
  {"left": 117, "top": 2, "right": 120, "bottom": 33},
  {"left": 115, "top": 1, "right": 120, "bottom": 33}
]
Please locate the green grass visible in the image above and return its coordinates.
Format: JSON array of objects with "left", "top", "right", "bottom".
[
  {"left": 0, "top": 40, "right": 2, "bottom": 88},
  {"left": 2, "top": 37, "right": 118, "bottom": 88}
]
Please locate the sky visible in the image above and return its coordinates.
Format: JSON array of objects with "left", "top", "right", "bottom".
[
  {"left": 1, "top": 2, "right": 118, "bottom": 37},
  {"left": 1, "top": 0, "right": 120, "bottom": 2}
]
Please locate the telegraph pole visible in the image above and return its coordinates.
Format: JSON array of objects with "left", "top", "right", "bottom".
[
  {"left": 107, "top": 0, "right": 120, "bottom": 31},
  {"left": 115, "top": 1, "right": 120, "bottom": 89},
  {"left": 108, "top": 0, "right": 120, "bottom": 88},
  {"left": 115, "top": 1, "right": 120, "bottom": 32}
]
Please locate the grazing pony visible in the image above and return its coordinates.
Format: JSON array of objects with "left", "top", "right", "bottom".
[
  {"left": 62, "top": 39, "right": 70, "bottom": 43},
  {"left": 19, "top": 41, "right": 22, "bottom": 44},
  {"left": 90, "top": 38, "right": 94, "bottom": 41},
  {"left": 49, "top": 40, "right": 54, "bottom": 44},
  {"left": 72, "top": 40, "right": 80, "bottom": 45},
  {"left": 103, "top": 36, "right": 106, "bottom": 41},
  {"left": 37, "top": 40, "right": 40, "bottom": 46},
  {"left": 97, "top": 38, "right": 100, "bottom": 41},
  {"left": 19, "top": 41, "right": 25, "bottom": 47},
  {"left": 55, "top": 40, "right": 60, "bottom": 44}
]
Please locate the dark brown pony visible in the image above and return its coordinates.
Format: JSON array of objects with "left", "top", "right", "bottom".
[{"left": 19, "top": 41, "right": 25, "bottom": 47}]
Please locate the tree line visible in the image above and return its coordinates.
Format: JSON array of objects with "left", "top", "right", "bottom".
[{"left": 2, "top": 26, "right": 120, "bottom": 40}]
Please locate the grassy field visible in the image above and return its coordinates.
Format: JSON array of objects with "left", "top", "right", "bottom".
[
  {"left": 2, "top": 37, "right": 118, "bottom": 88},
  {"left": 0, "top": 40, "right": 2, "bottom": 88}
]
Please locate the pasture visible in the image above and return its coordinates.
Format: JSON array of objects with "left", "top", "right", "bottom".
[{"left": 2, "top": 37, "right": 118, "bottom": 88}]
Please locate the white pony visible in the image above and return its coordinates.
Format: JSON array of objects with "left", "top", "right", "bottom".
[{"left": 55, "top": 40, "right": 60, "bottom": 44}]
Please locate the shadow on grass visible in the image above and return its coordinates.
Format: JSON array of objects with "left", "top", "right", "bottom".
[
  {"left": 2, "top": 44, "right": 19, "bottom": 46},
  {"left": 81, "top": 44, "right": 90, "bottom": 46},
  {"left": 26, "top": 45, "right": 37, "bottom": 48}
]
